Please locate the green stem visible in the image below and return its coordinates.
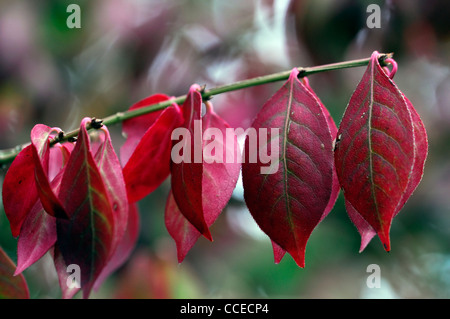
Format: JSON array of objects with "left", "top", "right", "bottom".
[{"left": 0, "top": 53, "right": 393, "bottom": 165}]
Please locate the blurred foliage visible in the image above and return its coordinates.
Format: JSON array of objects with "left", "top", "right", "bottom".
[{"left": 0, "top": 0, "right": 449, "bottom": 298}]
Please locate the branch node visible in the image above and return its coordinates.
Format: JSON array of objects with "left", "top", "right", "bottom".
[
  {"left": 90, "top": 117, "right": 103, "bottom": 129},
  {"left": 297, "top": 68, "right": 307, "bottom": 78}
]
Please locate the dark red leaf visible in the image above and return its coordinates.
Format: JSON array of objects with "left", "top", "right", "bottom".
[
  {"left": 170, "top": 85, "right": 211, "bottom": 240},
  {"left": 344, "top": 93, "right": 428, "bottom": 252},
  {"left": 56, "top": 118, "right": 115, "bottom": 298},
  {"left": 2, "top": 145, "right": 38, "bottom": 237},
  {"left": 334, "top": 51, "right": 424, "bottom": 251},
  {"left": 0, "top": 246, "right": 29, "bottom": 299},
  {"left": 271, "top": 241, "right": 286, "bottom": 264},
  {"left": 164, "top": 190, "right": 200, "bottom": 263},
  {"left": 123, "top": 104, "right": 183, "bottom": 203},
  {"left": 242, "top": 68, "right": 335, "bottom": 267},
  {"left": 272, "top": 78, "right": 340, "bottom": 263}
]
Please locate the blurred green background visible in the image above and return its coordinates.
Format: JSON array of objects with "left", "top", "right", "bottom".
[{"left": 0, "top": 0, "right": 449, "bottom": 299}]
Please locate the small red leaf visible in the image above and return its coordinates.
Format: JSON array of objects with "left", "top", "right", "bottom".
[
  {"left": 397, "top": 94, "right": 428, "bottom": 212},
  {"left": 271, "top": 241, "right": 286, "bottom": 264},
  {"left": 30, "top": 124, "right": 68, "bottom": 219},
  {"left": 170, "top": 85, "right": 211, "bottom": 240},
  {"left": 123, "top": 104, "right": 183, "bottom": 202},
  {"left": 15, "top": 201, "right": 56, "bottom": 275},
  {"left": 94, "top": 126, "right": 129, "bottom": 258},
  {"left": 56, "top": 118, "right": 115, "bottom": 298},
  {"left": 345, "top": 200, "right": 376, "bottom": 252},
  {"left": 2, "top": 145, "right": 39, "bottom": 237},
  {"left": 334, "top": 51, "right": 422, "bottom": 251},
  {"left": 120, "top": 94, "right": 174, "bottom": 165},
  {"left": 242, "top": 69, "right": 335, "bottom": 267},
  {"left": 0, "top": 246, "right": 29, "bottom": 299}
]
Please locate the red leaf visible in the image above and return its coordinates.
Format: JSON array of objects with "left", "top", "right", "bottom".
[
  {"left": 94, "top": 126, "right": 129, "bottom": 257},
  {"left": 344, "top": 94, "right": 428, "bottom": 252},
  {"left": 170, "top": 85, "right": 211, "bottom": 240},
  {"left": 0, "top": 246, "right": 29, "bottom": 299},
  {"left": 272, "top": 78, "right": 340, "bottom": 263},
  {"left": 120, "top": 94, "right": 174, "bottom": 165},
  {"left": 334, "top": 51, "right": 423, "bottom": 251},
  {"left": 30, "top": 125, "right": 68, "bottom": 219},
  {"left": 2, "top": 145, "right": 39, "bottom": 237},
  {"left": 56, "top": 118, "right": 115, "bottom": 298},
  {"left": 242, "top": 68, "right": 335, "bottom": 267},
  {"left": 165, "top": 102, "right": 240, "bottom": 261},
  {"left": 15, "top": 144, "right": 72, "bottom": 274},
  {"left": 123, "top": 104, "right": 183, "bottom": 202}
]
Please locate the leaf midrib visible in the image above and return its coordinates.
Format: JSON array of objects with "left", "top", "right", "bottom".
[{"left": 282, "top": 80, "right": 297, "bottom": 247}]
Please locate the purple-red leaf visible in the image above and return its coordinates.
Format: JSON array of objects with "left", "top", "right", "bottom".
[
  {"left": 56, "top": 118, "right": 115, "bottom": 298},
  {"left": 165, "top": 190, "right": 200, "bottom": 263},
  {"left": 242, "top": 69, "right": 335, "bottom": 267},
  {"left": 2, "top": 145, "right": 39, "bottom": 237},
  {"left": 0, "top": 246, "right": 29, "bottom": 299},
  {"left": 123, "top": 104, "right": 183, "bottom": 203},
  {"left": 334, "top": 51, "right": 426, "bottom": 251},
  {"left": 165, "top": 102, "right": 240, "bottom": 262},
  {"left": 344, "top": 93, "right": 428, "bottom": 252},
  {"left": 170, "top": 85, "right": 211, "bottom": 240}
]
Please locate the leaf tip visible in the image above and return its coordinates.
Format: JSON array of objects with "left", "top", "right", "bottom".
[{"left": 203, "top": 229, "right": 213, "bottom": 242}]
